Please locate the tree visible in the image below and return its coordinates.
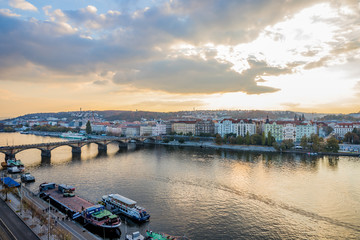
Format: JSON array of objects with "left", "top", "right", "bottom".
[
  {"left": 179, "top": 138, "right": 185, "bottom": 144},
  {"left": 250, "top": 134, "right": 262, "bottom": 145},
  {"left": 215, "top": 134, "right": 223, "bottom": 145},
  {"left": 300, "top": 136, "right": 308, "bottom": 149},
  {"left": 309, "top": 133, "right": 323, "bottom": 152},
  {"left": 85, "top": 120, "right": 92, "bottom": 134},
  {"left": 245, "top": 132, "right": 250, "bottom": 145},
  {"left": 267, "top": 132, "right": 275, "bottom": 146},
  {"left": 325, "top": 137, "right": 339, "bottom": 153},
  {"left": 236, "top": 135, "right": 244, "bottom": 145},
  {"left": 261, "top": 132, "right": 266, "bottom": 146},
  {"left": 282, "top": 139, "right": 294, "bottom": 149}
]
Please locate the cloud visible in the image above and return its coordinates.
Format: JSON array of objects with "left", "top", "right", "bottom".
[
  {"left": 9, "top": 0, "right": 37, "bottom": 11},
  {"left": 112, "top": 56, "right": 282, "bottom": 94},
  {"left": 0, "top": 8, "right": 20, "bottom": 17}
]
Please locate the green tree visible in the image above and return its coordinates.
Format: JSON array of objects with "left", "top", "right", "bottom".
[
  {"left": 300, "top": 136, "right": 308, "bottom": 149},
  {"left": 309, "top": 134, "right": 323, "bottom": 152},
  {"left": 261, "top": 132, "right": 266, "bottom": 146},
  {"left": 245, "top": 132, "right": 250, "bottom": 145},
  {"left": 86, "top": 121, "right": 92, "bottom": 134},
  {"left": 179, "top": 138, "right": 185, "bottom": 144},
  {"left": 282, "top": 139, "right": 294, "bottom": 149},
  {"left": 236, "top": 135, "right": 244, "bottom": 145},
  {"left": 325, "top": 137, "right": 339, "bottom": 153},
  {"left": 267, "top": 132, "right": 275, "bottom": 146},
  {"left": 215, "top": 134, "right": 223, "bottom": 145},
  {"left": 250, "top": 134, "right": 262, "bottom": 145}
]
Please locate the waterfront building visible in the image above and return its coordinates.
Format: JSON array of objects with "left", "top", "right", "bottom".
[
  {"left": 106, "top": 125, "right": 123, "bottom": 136},
  {"left": 152, "top": 123, "right": 167, "bottom": 136},
  {"left": 296, "top": 122, "right": 317, "bottom": 142},
  {"left": 125, "top": 126, "right": 140, "bottom": 137},
  {"left": 91, "top": 122, "right": 110, "bottom": 133},
  {"left": 263, "top": 121, "right": 283, "bottom": 142},
  {"left": 172, "top": 121, "right": 196, "bottom": 135},
  {"left": 333, "top": 122, "right": 360, "bottom": 138},
  {"left": 215, "top": 119, "right": 256, "bottom": 137},
  {"left": 237, "top": 119, "right": 256, "bottom": 137},
  {"left": 195, "top": 120, "right": 215, "bottom": 136},
  {"left": 215, "top": 119, "right": 238, "bottom": 137},
  {"left": 140, "top": 125, "right": 153, "bottom": 136}
]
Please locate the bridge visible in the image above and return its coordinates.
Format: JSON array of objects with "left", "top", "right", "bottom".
[{"left": 0, "top": 136, "right": 157, "bottom": 160}]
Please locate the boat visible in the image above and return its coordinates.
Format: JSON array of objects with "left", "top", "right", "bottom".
[
  {"left": 7, "top": 166, "right": 21, "bottom": 174},
  {"left": 145, "top": 230, "right": 190, "bottom": 240},
  {"left": 58, "top": 184, "right": 75, "bottom": 197},
  {"left": 81, "top": 205, "right": 122, "bottom": 231},
  {"left": 21, "top": 173, "right": 35, "bottom": 183},
  {"left": 126, "top": 231, "right": 145, "bottom": 240},
  {"left": 39, "top": 183, "right": 121, "bottom": 236},
  {"left": 60, "top": 131, "right": 86, "bottom": 140},
  {"left": 102, "top": 194, "right": 150, "bottom": 222},
  {"left": 6, "top": 159, "right": 25, "bottom": 172}
]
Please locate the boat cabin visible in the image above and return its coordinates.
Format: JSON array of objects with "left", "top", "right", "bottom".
[
  {"left": 109, "top": 194, "right": 137, "bottom": 208},
  {"left": 39, "top": 183, "right": 56, "bottom": 191}
]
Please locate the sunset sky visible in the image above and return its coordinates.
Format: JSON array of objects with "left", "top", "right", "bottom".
[{"left": 0, "top": 0, "right": 360, "bottom": 118}]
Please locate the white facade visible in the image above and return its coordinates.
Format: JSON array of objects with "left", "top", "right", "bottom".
[
  {"left": 216, "top": 119, "right": 256, "bottom": 137},
  {"left": 216, "top": 119, "right": 237, "bottom": 137},
  {"left": 152, "top": 124, "right": 166, "bottom": 136},
  {"left": 282, "top": 123, "right": 296, "bottom": 141},
  {"left": 237, "top": 120, "right": 256, "bottom": 137},
  {"left": 140, "top": 125, "right": 153, "bottom": 136},
  {"left": 334, "top": 123, "right": 360, "bottom": 138},
  {"left": 125, "top": 127, "right": 140, "bottom": 137}
]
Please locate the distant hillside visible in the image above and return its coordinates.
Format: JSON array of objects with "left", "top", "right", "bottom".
[{"left": 96, "top": 110, "right": 174, "bottom": 121}]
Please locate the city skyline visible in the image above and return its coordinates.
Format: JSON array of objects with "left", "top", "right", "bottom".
[{"left": 1, "top": 0, "right": 360, "bottom": 118}]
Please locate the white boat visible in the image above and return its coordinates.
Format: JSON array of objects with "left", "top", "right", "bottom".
[
  {"left": 8, "top": 166, "right": 21, "bottom": 174},
  {"left": 21, "top": 173, "right": 35, "bottom": 183},
  {"left": 102, "top": 194, "right": 150, "bottom": 222},
  {"left": 60, "top": 131, "right": 86, "bottom": 140},
  {"left": 126, "top": 231, "right": 145, "bottom": 240}
]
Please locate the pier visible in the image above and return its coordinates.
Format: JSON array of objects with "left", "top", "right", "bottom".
[{"left": 0, "top": 136, "right": 156, "bottom": 160}]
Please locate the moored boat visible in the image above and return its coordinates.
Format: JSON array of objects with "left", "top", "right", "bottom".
[
  {"left": 7, "top": 159, "right": 25, "bottom": 172},
  {"left": 8, "top": 166, "right": 21, "bottom": 174},
  {"left": 60, "top": 131, "right": 86, "bottom": 140},
  {"left": 102, "top": 194, "right": 150, "bottom": 222},
  {"left": 146, "top": 230, "right": 190, "bottom": 240},
  {"left": 39, "top": 183, "right": 121, "bottom": 237},
  {"left": 21, "top": 173, "right": 35, "bottom": 183},
  {"left": 81, "top": 205, "right": 122, "bottom": 230},
  {"left": 126, "top": 231, "right": 145, "bottom": 240}
]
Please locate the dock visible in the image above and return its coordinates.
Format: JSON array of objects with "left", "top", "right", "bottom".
[{"left": 40, "top": 185, "right": 93, "bottom": 219}]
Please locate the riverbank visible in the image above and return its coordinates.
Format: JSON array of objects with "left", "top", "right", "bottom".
[{"left": 159, "top": 140, "right": 360, "bottom": 157}]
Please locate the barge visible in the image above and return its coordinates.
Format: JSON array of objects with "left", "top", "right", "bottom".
[{"left": 39, "top": 183, "right": 121, "bottom": 236}]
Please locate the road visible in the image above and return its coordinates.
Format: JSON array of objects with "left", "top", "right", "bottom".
[{"left": 0, "top": 198, "right": 39, "bottom": 240}]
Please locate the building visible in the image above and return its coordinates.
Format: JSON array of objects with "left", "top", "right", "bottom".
[
  {"left": 333, "top": 123, "right": 360, "bottom": 139},
  {"left": 195, "top": 120, "right": 215, "bottom": 136},
  {"left": 152, "top": 123, "right": 167, "bottom": 136},
  {"left": 140, "top": 125, "right": 153, "bottom": 136},
  {"left": 263, "top": 121, "right": 283, "bottom": 142},
  {"left": 172, "top": 121, "right": 196, "bottom": 135},
  {"left": 215, "top": 119, "right": 256, "bottom": 137},
  {"left": 296, "top": 122, "right": 317, "bottom": 142}
]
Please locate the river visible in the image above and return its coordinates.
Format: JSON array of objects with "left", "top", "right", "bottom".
[{"left": 1, "top": 132, "right": 360, "bottom": 239}]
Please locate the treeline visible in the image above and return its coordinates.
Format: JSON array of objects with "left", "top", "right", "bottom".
[
  {"left": 215, "top": 132, "right": 276, "bottom": 146},
  {"left": 31, "top": 125, "right": 76, "bottom": 132},
  {"left": 215, "top": 132, "right": 340, "bottom": 153},
  {"left": 299, "top": 134, "right": 339, "bottom": 152},
  {"left": 344, "top": 128, "right": 360, "bottom": 144}
]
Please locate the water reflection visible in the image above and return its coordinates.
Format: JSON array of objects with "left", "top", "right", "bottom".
[{"left": 1, "top": 133, "right": 360, "bottom": 239}]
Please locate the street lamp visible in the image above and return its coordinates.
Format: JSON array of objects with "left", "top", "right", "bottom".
[{"left": 48, "top": 198, "right": 51, "bottom": 240}]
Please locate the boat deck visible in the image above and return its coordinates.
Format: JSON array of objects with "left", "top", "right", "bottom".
[{"left": 45, "top": 188, "right": 93, "bottom": 213}]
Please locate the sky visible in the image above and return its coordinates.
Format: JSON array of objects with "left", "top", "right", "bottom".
[{"left": 0, "top": 0, "right": 360, "bottom": 118}]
